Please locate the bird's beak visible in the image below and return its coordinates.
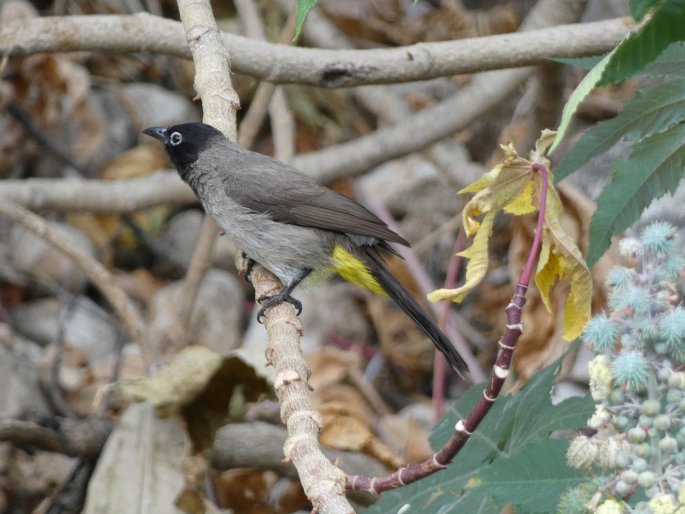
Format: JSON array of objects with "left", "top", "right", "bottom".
[{"left": 143, "top": 127, "right": 168, "bottom": 143}]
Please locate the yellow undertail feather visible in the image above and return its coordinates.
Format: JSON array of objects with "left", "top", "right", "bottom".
[{"left": 332, "top": 245, "right": 386, "bottom": 295}]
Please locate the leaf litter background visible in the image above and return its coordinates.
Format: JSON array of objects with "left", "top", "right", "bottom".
[{"left": 0, "top": 0, "right": 674, "bottom": 512}]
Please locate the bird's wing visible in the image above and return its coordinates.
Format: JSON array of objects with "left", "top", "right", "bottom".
[{"left": 222, "top": 154, "right": 409, "bottom": 246}]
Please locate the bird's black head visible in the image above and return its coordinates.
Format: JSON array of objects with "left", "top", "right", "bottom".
[{"left": 143, "top": 122, "right": 224, "bottom": 173}]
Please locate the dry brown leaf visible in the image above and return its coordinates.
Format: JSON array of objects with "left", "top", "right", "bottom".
[
  {"left": 315, "top": 384, "right": 372, "bottom": 426},
  {"left": 10, "top": 451, "right": 73, "bottom": 512},
  {"left": 213, "top": 469, "right": 282, "bottom": 514},
  {"left": 365, "top": 255, "right": 436, "bottom": 379},
  {"left": 100, "top": 143, "right": 170, "bottom": 180},
  {"left": 319, "top": 409, "right": 402, "bottom": 469},
  {"left": 307, "top": 346, "right": 363, "bottom": 391},
  {"left": 1, "top": 1, "right": 105, "bottom": 171},
  {"left": 314, "top": 380, "right": 402, "bottom": 468}
]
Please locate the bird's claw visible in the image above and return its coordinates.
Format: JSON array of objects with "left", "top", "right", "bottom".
[
  {"left": 242, "top": 252, "right": 257, "bottom": 283},
  {"left": 256, "top": 292, "right": 303, "bottom": 323}
]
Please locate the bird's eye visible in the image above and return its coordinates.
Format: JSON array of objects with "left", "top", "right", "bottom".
[{"left": 169, "top": 132, "right": 183, "bottom": 146}]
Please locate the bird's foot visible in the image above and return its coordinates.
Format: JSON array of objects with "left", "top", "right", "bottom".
[
  {"left": 241, "top": 252, "right": 258, "bottom": 283},
  {"left": 256, "top": 292, "right": 303, "bottom": 323}
]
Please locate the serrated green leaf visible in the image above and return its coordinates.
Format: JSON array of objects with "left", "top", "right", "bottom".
[
  {"left": 630, "top": 0, "right": 664, "bottom": 20},
  {"left": 600, "top": 0, "right": 685, "bottom": 85},
  {"left": 549, "top": 49, "right": 616, "bottom": 154},
  {"left": 641, "top": 41, "right": 685, "bottom": 77},
  {"left": 555, "top": 81, "right": 685, "bottom": 180},
  {"left": 587, "top": 122, "right": 685, "bottom": 266},
  {"left": 294, "top": 0, "right": 317, "bottom": 39},
  {"left": 472, "top": 440, "right": 585, "bottom": 514},
  {"left": 363, "top": 342, "right": 594, "bottom": 514}
]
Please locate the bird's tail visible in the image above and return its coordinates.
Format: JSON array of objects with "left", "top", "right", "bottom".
[{"left": 358, "top": 246, "right": 469, "bottom": 374}]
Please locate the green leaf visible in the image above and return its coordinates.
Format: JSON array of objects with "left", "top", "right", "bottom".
[
  {"left": 630, "top": 0, "right": 665, "bottom": 20},
  {"left": 641, "top": 41, "right": 685, "bottom": 78},
  {"left": 363, "top": 342, "right": 593, "bottom": 514},
  {"left": 549, "top": 49, "right": 616, "bottom": 154},
  {"left": 294, "top": 0, "right": 317, "bottom": 39},
  {"left": 551, "top": 55, "right": 606, "bottom": 69},
  {"left": 587, "top": 122, "right": 685, "bottom": 266},
  {"left": 472, "top": 440, "right": 586, "bottom": 514},
  {"left": 555, "top": 81, "right": 685, "bottom": 180},
  {"left": 600, "top": 0, "right": 685, "bottom": 85}
]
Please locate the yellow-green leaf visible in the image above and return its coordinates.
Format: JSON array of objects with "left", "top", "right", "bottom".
[
  {"left": 504, "top": 180, "right": 537, "bottom": 215},
  {"left": 428, "top": 211, "right": 495, "bottom": 303},
  {"left": 537, "top": 186, "right": 592, "bottom": 340},
  {"left": 535, "top": 232, "right": 562, "bottom": 314},
  {"left": 430, "top": 129, "right": 592, "bottom": 341}
]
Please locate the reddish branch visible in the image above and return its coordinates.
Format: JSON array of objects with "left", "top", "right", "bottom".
[{"left": 348, "top": 164, "right": 550, "bottom": 494}]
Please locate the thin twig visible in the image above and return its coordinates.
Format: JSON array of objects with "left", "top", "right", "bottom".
[
  {"left": 348, "top": 368, "right": 391, "bottom": 417},
  {"left": 269, "top": 86, "right": 295, "bottom": 163},
  {"left": 433, "top": 229, "right": 467, "bottom": 421},
  {"left": 0, "top": 200, "right": 146, "bottom": 349},
  {"left": 174, "top": 218, "right": 218, "bottom": 347},
  {"left": 46, "top": 289, "right": 80, "bottom": 418},
  {"left": 235, "top": 2, "right": 296, "bottom": 154},
  {"left": 6, "top": 100, "right": 90, "bottom": 175},
  {"left": 0, "top": 418, "right": 111, "bottom": 458}
]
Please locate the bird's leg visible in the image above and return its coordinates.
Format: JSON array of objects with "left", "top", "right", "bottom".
[{"left": 256, "top": 269, "right": 312, "bottom": 323}]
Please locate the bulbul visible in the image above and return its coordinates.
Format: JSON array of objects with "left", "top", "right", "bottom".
[{"left": 144, "top": 122, "right": 468, "bottom": 373}]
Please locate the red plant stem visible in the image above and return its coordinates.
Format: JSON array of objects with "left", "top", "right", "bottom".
[
  {"left": 348, "top": 164, "right": 550, "bottom": 494},
  {"left": 433, "top": 229, "right": 467, "bottom": 421},
  {"left": 522, "top": 163, "right": 548, "bottom": 284}
]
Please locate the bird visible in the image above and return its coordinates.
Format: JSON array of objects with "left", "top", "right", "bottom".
[{"left": 144, "top": 122, "right": 468, "bottom": 373}]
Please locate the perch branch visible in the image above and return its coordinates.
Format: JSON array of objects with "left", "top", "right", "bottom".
[{"left": 244, "top": 260, "right": 352, "bottom": 513}]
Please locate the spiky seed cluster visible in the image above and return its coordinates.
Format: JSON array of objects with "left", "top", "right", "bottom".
[{"left": 562, "top": 222, "right": 685, "bottom": 514}]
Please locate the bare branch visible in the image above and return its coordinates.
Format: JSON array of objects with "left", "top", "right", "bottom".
[
  {"left": 0, "top": 418, "right": 111, "bottom": 458},
  {"left": 298, "top": 66, "right": 533, "bottom": 182},
  {"left": 0, "top": 14, "right": 632, "bottom": 86},
  {"left": 0, "top": 200, "right": 146, "bottom": 347},
  {"left": 0, "top": 172, "right": 195, "bottom": 212},
  {"left": 234, "top": 0, "right": 296, "bottom": 158}
]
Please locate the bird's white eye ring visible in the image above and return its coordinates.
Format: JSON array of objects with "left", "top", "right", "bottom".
[{"left": 169, "top": 132, "right": 183, "bottom": 146}]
